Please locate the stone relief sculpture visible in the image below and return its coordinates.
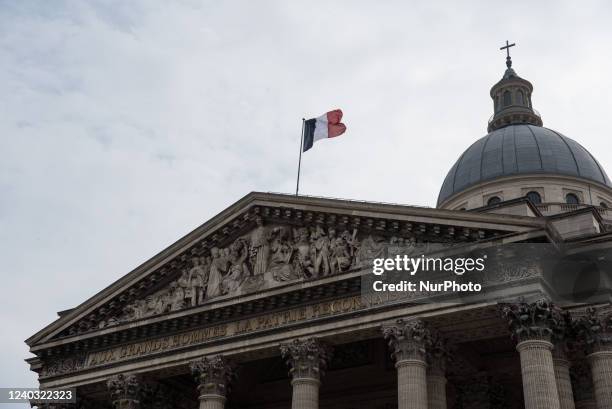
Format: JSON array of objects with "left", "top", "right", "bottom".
[
  {"left": 207, "top": 247, "right": 228, "bottom": 299},
  {"left": 249, "top": 216, "right": 271, "bottom": 275},
  {"left": 112, "top": 219, "right": 441, "bottom": 325}
]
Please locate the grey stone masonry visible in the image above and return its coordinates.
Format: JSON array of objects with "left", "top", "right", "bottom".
[
  {"left": 383, "top": 318, "right": 431, "bottom": 409},
  {"left": 190, "top": 355, "right": 234, "bottom": 409},
  {"left": 280, "top": 338, "right": 332, "bottom": 409}
]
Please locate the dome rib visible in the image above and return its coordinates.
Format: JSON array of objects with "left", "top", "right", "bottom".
[
  {"left": 526, "top": 125, "right": 544, "bottom": 170},
  {"left": 437, "top": 124, "right": 612, "bottom": 206},
  {"left": 549, "top": 128, "right": 580, "bottom": 175},
  {"left": 479, "top": 132, "right": 492, "bottom": 183}
]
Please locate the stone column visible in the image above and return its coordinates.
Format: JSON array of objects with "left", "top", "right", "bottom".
[
  {"left": 107, "top": 373, "right": 141, "bottom": 409},
  {"left": 190, "top": 355, "right": 234, "bottom": 409},
  {"left": 382, "top": 318, "right": 430, "bottom": 409},
  {"left": 427, "top": 331, "right": 448, "bottom": 409},
  {"left": 575, "top": 307, "right": 612, "bottom": 409},
  {"left": 280, "top": 338, "right": 332, "bottom": 409},
  {"left": 502, "top": 298, "right": 561, "bottom": 409},
  {"left": 552, "top": 347, "right": 576, "bottom": 409},
  {"left": 551, "top": 308, "right": 576, "bottom": 409},
  {"left": 588, "top": 350, "right": 612, "bottom": 409}
]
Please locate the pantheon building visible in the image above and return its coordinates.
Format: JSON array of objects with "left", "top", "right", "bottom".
[{"left": 27, "top": 52, "right": 612, "bottom": 409}]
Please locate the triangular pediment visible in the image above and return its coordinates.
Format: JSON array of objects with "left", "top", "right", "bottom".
[{"left": 27, "top": 192, "right": 547, "bottom": 352}]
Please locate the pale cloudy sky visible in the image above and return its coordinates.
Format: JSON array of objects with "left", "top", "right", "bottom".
[{"left": 2, "top": 0, "right": 612, "bottom": 399}]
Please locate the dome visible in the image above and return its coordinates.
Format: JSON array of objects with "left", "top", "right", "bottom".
[{"left": 437, "top": 124, "right": 611, "bottom": 206}]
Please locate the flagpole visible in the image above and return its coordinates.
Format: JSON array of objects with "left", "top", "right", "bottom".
[{"left": 296, "top": 118, "right": 305, "bottom": 196}]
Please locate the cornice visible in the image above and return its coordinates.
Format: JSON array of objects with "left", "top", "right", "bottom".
[{"left": 26, "top": 192, "right": 545, "bottom": 349}]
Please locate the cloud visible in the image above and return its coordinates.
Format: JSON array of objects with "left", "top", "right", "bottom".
[{"left": 2, "top": 0, "right": 612, "bottom": 399}]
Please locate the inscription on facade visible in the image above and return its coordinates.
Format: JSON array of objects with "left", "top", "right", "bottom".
[{"left": 84, "top": 295, "right": 365, "bottom": 370}]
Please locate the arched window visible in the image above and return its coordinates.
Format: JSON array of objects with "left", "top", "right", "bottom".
[
  {"left": 487, "top": 196, "right": 501, "bottom": 206},
  {"left": 600, "top": 201, "right": 608, "bottom": 209},
  {"left": 566, "top": 193, "right": 580, "bottom": 204},
  {"left": 526, "top": 191, "right": 542, "bottom": 204},
  {"left": 503, "top": 90, "right": 512, "bottom": 106},
  {"left": 516, "top": 90, "right": 524, "bottom": 105}
]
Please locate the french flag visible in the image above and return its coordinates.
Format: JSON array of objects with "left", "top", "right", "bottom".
[{"left": 302, "top": 109, "right": 347, "bottom": 152}]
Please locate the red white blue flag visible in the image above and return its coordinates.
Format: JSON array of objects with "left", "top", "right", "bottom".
[{"left": 302, "top": 109, "right": 347, "bottom": 152}]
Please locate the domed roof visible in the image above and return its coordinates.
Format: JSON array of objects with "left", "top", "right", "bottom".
[{"left": 437, "top": 124, "right": 611, "bottom": 206}]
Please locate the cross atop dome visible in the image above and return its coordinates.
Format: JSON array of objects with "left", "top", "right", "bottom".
[{"left": 500, "top": 40, "right": 516, "bottom": 68}]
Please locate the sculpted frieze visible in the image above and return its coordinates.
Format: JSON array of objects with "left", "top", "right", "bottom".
[{"left": 103, "top": 219, "right": 433, "bottom": 326}]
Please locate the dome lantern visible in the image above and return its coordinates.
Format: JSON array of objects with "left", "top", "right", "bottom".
[{"left": 487, "top": 41, "right": 543, "bottom": 132}]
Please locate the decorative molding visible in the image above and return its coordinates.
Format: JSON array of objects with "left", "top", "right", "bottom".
[
  {"left": 280, "top": 338, "right": 332, "bottom": 380},
  {"left": 382, "top": 318, "right": 430, "bottom": 362},
  {"left": 573, "top": 306, "right": 612, "bottom": 353},
  {"left": 55, "top": 202, "right": 499, "bottom": 339},
  {"left": 107, "top": 373, "right": 140, "bottom": 409},
  {"left": 500, "top": 297, "right": 560, "bottom": 343},
  {"left": 190, "top": 355, "right": 234, "bottom": 397}
]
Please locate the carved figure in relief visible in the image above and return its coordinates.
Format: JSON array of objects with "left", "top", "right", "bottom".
[
  {"left": 312, "top": 226, "right": 331, "bottom": 277},
  {"left": 206, "top": 247, "right": 228, "bottom": 298},
  {"left": 222, "top": 239, "right": 250, "bottom": 294},
  {"left": 293, "top": 227, "right": 314, "bottom": 278},
  {"left": 356, "top": 235, "right": 386, "bottom": 266},
  {"left": 330, "top": 235, "right": 350, "bottom": 273},
  {"left": 268, "top": 226, "right": 296, "bottom": 281},
  {"left": 187, "top": 257, "right": 209, "bottom": 306},
  {"left": 145, "top": 294, "right": 165, "bottom": 315},
  {"left": 123, "top": 299, "right": 146, "bottom": 321},
  {"left": 168, "top": 282, "right": 185, "bottom": 311},
  {"left": 249, "top": 216, "right": 271, "bottom": 275}
]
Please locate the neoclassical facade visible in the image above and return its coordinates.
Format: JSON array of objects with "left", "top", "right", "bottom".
[{"left": 27, "top": 55, "right": 612, "bottom": 409}]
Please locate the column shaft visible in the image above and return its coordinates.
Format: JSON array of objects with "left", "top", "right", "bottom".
[
  {"left": 553, "top": 357, "right": 575, "bottom": 409},
  {"left": 426, "top": 373, "right": 447, "bottom": 409},
  {"left": 517, "top": 339, "right": 561, "bottom": 409},
  {"left": 588, "top": 350, "right": 612, "bottom": 409},
  {"left": 396, "top": 359, "right": 427, "bottom": 409},
  {"left": 198, "top": 395, "right": 225, "bottom": 409},
  {"left": 290, "top": 378, "right": 320, "bottom": 409}
]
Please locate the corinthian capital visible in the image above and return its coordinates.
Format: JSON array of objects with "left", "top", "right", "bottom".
[
  {"left": 500, "top": 297, "right": 560, "bottom": 343},
  {"left": 280, "top": 338, "right": 332, "bottom": 380},
  {"left": 107, "top": 373, "right": 141, "bottom": 409},
  {"left": 190, "top": 355, "right": 234, "bottom": 397},
  {"left": 382, "top": 318, "right": 430, "bottom": 362},
  {"left": 574, "top": 306, "right": 612, "bottom": 353}
]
